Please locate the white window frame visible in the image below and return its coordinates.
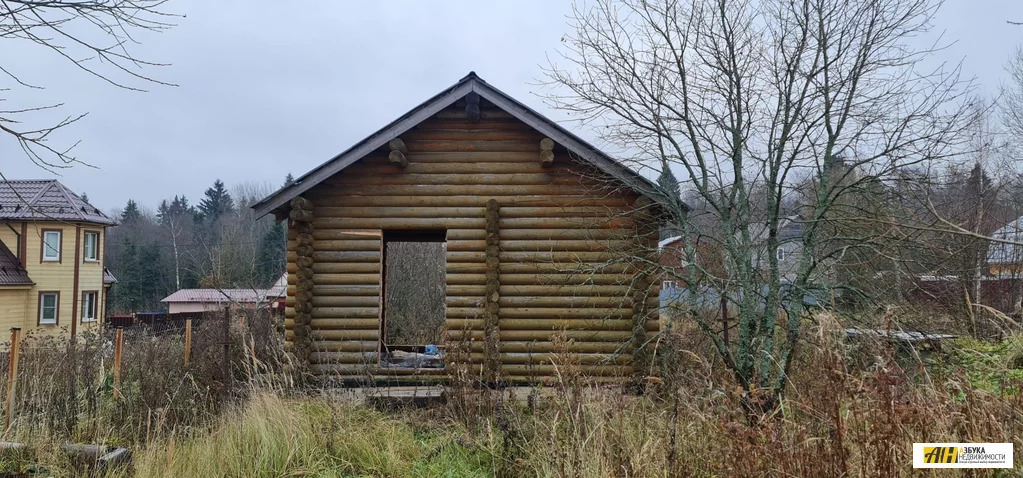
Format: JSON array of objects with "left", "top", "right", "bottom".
[
  {"left": 662, "top": 280, "right": 676, "bottom": 290},
  {"left": 39, "top": 292, "right": 58, "bottom": 325},
  {"left": 776, "top": 246, "right": 785, "bottom": 261},
  {"left": 83, "top": 231, "right": 99, "bottom": 261},
  {"left": 81, "top": 291, "right": 97, "bottom": 322},
  {"left": 42, "top": 230, "right": 61, "bottom": 262}
]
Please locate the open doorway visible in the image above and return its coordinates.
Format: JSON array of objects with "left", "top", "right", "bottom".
[{"left": 379, "top": 230, "right": 447, "bottom": 369}]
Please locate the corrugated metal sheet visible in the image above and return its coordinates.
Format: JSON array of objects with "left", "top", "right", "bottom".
[
  {"left": 161, "top": 289, "right": 267, "bottom": 304},
  {"left": 0, "top": 180, "right": 116, "bottom": 225},
  {"left": 0, "top": 240, "right": 32, "bottom": 286}
]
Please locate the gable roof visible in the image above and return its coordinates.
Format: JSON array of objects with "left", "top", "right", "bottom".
[
  {"left": 161, "top": 289, "right": 268, "bottom": 304},
  {"left": 252, "top": 72, "right": 665, "bottom": 217},
  {"left": 0, "top": 240, "right": 32, "bottom": 286},
  {"left": 0, "top": 180, "right": 116, "bottom": 226}
]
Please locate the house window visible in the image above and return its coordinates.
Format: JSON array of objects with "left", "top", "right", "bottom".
[
  {"left": 39, "top": 292, "right": 59, "bottom": 325},
  {"left": 776, "top": 246, "right": 785, "bottom": 261},
  {"left": 42, "top": 230, "right": 61, "bottom": 262},
  {"left": 83, "top": 232, "right": 99, "bottom": 261},
  {"left": 81, "top": 291, "right": 97, "bottom": 322},
  {"left": 662, "top": 280, "right": 677, "bottom": 290}
]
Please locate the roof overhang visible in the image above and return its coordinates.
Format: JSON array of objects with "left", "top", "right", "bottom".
[{"left": 252, "top": 72, "right": 681, "bottom": 219}]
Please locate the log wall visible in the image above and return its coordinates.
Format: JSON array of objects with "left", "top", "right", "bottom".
[{"left": 284, "top": 100, "right": 659, "bottom": 383}]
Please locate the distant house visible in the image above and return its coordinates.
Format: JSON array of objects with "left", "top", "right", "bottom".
[
  {"left": 0, "top": 180, "right": 118, "bottom": 336},
  {"left": 987, "top": 216, "right": 1023, "bottom": 277},
  {"left": 160, "top": 288, "right": 269, "bottom": 314}
]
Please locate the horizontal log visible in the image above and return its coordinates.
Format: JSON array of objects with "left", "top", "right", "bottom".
[
  {"left": 305, "top": 193, "right": 631, "bottom": 208},
  {"left": 482, "top": 341, "right": 628, "bottom": 354},
  {"left": 498, "top": 251, "right": 620, "bottom": 262},
  {"left": 499, "top": 364, "right": 631, "bottom": 376},
  {"left": 309, "top": 229, "right": 383, "bottom": 240},
  {"left": 447, "top": 329, "right": 633, "bottom": 342},
  {"left": 310, "top": 184, "right": 607, "bottom": 197},
  {"left": 315, "top": 206, "right": 484, "bottom": 219},
  {"left": 310, "top": 307, "right": 379, "bottom": 318},
  {"left": 445, "top": 318, "right": 650, "bottom": 332},
  {"left": 311, "top": 274, "right": 380, "bottom": 285},
  {"left": 326, "top": 173, "right": 591, "bottom": 187},
  {"left": 308, "top": 340, "right": 378, "bottom": 352},
  {"left": 402, "top": 129, "right": 542, "bottom": 142},
  {"left": 309, "top": 318, "right": 379, "bottom": 329},
  {"left": 446, "top": 251, "right": 485, "bottom": 263},
  {"left": 312, "top": 329, "right": 380, "bottom": 341},
  {"left": 450, "top": 307, "right": 632, "bottom": 319},
  {"left": 311, "top": 251, "right": 380, "bottom": 263},
  {"left": 449, "top": 353, "right": 631, "bottom": 365},
  {"left": 308, "top": 240, "right": 380, "bottom": 251},
  {"left": 344, "top": 161, "right": 583, "bottom": 175},
  {"left": 310, "top": 352, "right": 379, "bottom": 364},
  {"left": 498, "top": 285, "right": 635, "bottom": 297},
  {"left": 311, "top": 295, "right": 380, "bottom": 307},
  {"left": 401, "top": 139, "right": 538, "bottom": 153},
  {"left": 451, "top": 296, "right": 633, "bottom": 308},
  {"left": 312, "top": 285, "right": 380, "bottom": 296},
  {"left": 313, "top": 217, "right": 486, "bottom": 229},
  {"left": 312, "top": 263, "right": 380, "bottom": 274},
  {"left": 447, "top": 228, "right": 634, "bottom": 241},
  {"left": 498, "top": 240, "right": 634, "bottom": 252},
  {"left": 499, "top": 273, "right": 637, "bottom": 286}
]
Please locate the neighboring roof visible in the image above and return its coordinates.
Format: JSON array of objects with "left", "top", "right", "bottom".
[
  {"left": 658, "top": 235, "right": 683, "bottom": 250},
  {"left": 266, "top": 272, "right": 287, "bottom": 299},
  {"left": 103, "top": 267, "right": 118, "bottom": 285},
  {"left": 161, "top": 289, "right": 268, "bottom": 304},
  {"left": 0, "top": 180, "right": 116, "bottom": 226},
  {"left": 987, "top": 216, "right": 1023, "bottom": 265},
  {"left": 0, "top": 240, "right": 32, "bottom": 286},
  {"left": 253, "top": 72, "right": 671, "bottom": 217}
]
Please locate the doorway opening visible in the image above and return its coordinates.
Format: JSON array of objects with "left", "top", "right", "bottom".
[{"left": 379, "top": 230, "right": 447, "bottom": 369}]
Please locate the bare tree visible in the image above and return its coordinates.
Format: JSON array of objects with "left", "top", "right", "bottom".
[
  {"left": 546, "top": 0, "right": 971, "bottom": 409},
  {"left": 0, "top": 1, "right": 176, "bottom": 173}
]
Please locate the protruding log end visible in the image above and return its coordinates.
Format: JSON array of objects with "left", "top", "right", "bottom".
[
  {"left": 540, "top": 150, "right": 555, "bottom": 167},
  {"left": 388, "top": 150, "right": 408, "bottom": 168},
  {"left": 540, "top": 138, "right": 555, "bottom": 166},
  {"left": 388, "top": 138, "right": 408, "bottom": 154}
]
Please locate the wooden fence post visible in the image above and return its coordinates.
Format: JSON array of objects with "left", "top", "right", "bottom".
[
  {"left": 5, "top": 327, "right": 20, "bottom": 432},
  {"left": 113, "top": 328, "right": 123, "bottom": 399},
  {"left": 184, "top": 319, "right": 192, "bottom": 366},
  {"left": 222, "top": 307, "right": 232, "bottom": 390}
]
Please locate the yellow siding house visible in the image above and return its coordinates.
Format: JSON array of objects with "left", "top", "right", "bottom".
[{"left": 0, "top": 180, "right": 117, "bottom": 337}]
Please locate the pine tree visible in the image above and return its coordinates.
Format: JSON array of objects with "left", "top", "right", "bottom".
[
  {"left": 199, "top": 179, "right": 235, "bottom": 221},
  {"left": 121, "top": 200, "right": 141, "bottom": 223},
  {"left": 256, "top": 222, "right": 286, "bottom": 284},
  {"left": 80, "top": 192, "right": 89, "bottom": 203},
  {"left": 283, "top": 173, "right": 295, "bottom": 188}
]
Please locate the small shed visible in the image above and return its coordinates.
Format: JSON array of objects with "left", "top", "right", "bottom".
[{"left": 253, "top": 72, "right": 672, "bottom": 384}]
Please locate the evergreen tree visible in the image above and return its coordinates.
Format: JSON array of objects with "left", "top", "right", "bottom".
[
  {"left": 283, "top": 173, "right": 295, "bottom": 188},
  {"left": 256, "top": 222, "right": 286, "bottom": 284},
  {"left": 199, "top": 179, "right": 235, "bottom": 221},
  {"left": 121, "top": 200, "right": 142, "bottom": 223},
  {"left": 80, "top": 192, "right": 89, "bottom": 203}
]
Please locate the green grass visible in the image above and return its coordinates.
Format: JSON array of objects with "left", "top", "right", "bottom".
[
  {"left": 939, "top": 335, "right": 1023, "bottom": 395},
  {"left": 127, "top": 394, "right": 497, "bottom": 478}
]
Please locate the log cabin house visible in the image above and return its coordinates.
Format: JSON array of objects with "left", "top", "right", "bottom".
[{"left": 253, "top": 72, "right": 673, "bottom": 384}]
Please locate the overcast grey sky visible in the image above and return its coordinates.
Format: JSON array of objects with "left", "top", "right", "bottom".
[{"left": 1, "top": 0, "right": 1021, "bottom": 212}]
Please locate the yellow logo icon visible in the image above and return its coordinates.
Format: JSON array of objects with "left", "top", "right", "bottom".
[{"left": 923, "top": 446, "right": 960, "bottom": 464}]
